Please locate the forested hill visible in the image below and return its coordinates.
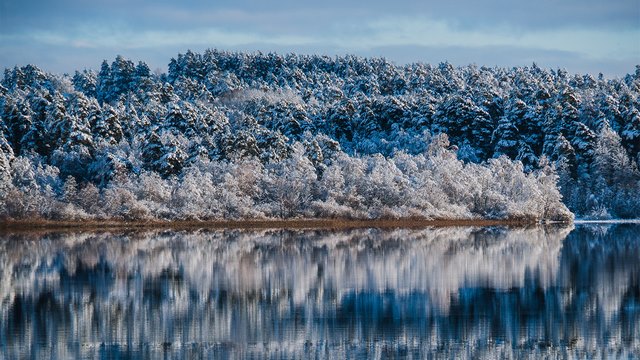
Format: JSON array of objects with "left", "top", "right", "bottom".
[{"left": 0, "top": 50, "right": 638, "bottom": 221}]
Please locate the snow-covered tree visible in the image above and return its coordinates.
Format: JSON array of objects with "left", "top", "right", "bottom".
[{"left": 1, "top": 51, "right": 638, "bottom": 219}]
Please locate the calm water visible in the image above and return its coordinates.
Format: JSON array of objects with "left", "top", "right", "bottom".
[{"left": 0, "top": 224, "right": 638, "bottom": 359}]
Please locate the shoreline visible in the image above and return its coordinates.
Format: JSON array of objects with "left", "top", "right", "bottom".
[{"left": 0, "top": 218, "right": 566, "bottom": 232}]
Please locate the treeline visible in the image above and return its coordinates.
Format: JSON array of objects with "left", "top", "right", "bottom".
[{"left": 1, "top": 50, "right": 638, "bottom": 220}]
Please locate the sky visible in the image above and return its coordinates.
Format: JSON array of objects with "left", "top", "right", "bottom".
[{"left": 0, "top": 0, "right": 638, "bottom": 77}]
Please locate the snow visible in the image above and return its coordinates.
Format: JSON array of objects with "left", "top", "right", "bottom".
[{"left": 1, "top": 50, "right": 639, "bottom": 220}]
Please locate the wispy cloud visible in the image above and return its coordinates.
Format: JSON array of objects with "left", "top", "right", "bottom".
[
  {"left": 347, "top": 17, "right": 640, "bottom": 60},
  {"left": 1, "top": 0, "right": 638, "bottom": 75},
  {"left": 9, "top": 17, "right": 637, "bottom": 63},
  {"left": 3, "top": 26, "right": 315, "bottom": 49}
]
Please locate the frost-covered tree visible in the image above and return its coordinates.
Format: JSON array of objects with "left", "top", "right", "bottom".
[
  {"left": 96, "top": 60, "right": 113, "bottom": 104},
  {"left": 621, "top": 107, "right": 640, "bottom": 164},
  {"left": 433, "top": 94, "right": 493, "bottom": 161},
  {"left": 1, "top": 51, "right": 637, "bottom": 219},
  {"left": 590, "top": 126, "right": 640, "bottom": 217},
  {"left": 492, "top": 115, "right": 519, "bottom": 159},
  {"left": 94, "top": 104, "right": 123, "bottom": 145},
  {"left": 72, "top": 70, "right": 97, "bottom": 98},
  {"left": 0, "top": 131, "right": 14, "bottom": 183},
  {"left": 2, "top": 92, "right": 32, "bottom": 155},
  {"left": 263, "top": 144, "right": 317, "bottom": 218}
]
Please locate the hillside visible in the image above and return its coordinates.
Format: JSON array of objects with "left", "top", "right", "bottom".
[{"left": 1, "top": 50, "right": 639, "bottom": 221}]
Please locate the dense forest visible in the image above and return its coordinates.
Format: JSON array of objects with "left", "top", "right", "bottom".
[{"left": 1, "top": 50, "right": 639, "bottom": 221}]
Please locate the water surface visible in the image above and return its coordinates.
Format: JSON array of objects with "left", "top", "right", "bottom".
[{"left": 0, "top": 224, "right": 638, "bottom": 359}]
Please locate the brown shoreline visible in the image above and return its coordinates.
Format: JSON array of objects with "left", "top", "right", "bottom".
[{"left": 0, "top": 218, "right": 565, "bottom": 233}]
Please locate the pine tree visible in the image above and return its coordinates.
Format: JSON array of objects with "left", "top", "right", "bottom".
[
  {"left": 2, "top": 93, "right": 32, "bottom": 155},
  {"left": 94, "top": 105, "right": 123, "bottom": 145},
  {"left": 571, "top": 121, "right": 597, "bottom": 175},
  {"left": 165, "top": 101, "right": 197, "bottom": 135},
  {"left": 433, "top": 94, "right": 493, "bottom": 161},
  {"left": 110, "top": 55, "right": 136, "bottom": 100},
  {"left": 326, "top": 99, "right": 356, "bottom": 141},
  {"left": 134, "top": 61, "right": 151, "bottom": 82},
  {"left": 0, "top": 131, "right": 14, "bottom": 181},
  {"left": 44, "top": 91, "right": 70, "bottom": 149},
  {"left": 546, "top": 134, "right": 578, "bottom": 178},
  {"left": 516, "top": 141, "right": 539, "bottom": 172},
  {"left": 621, "top": 107, "right": 640, "bottom": 164},
  {"left": 52, "top": 95, "right": 94, "bottom": 180},
  {"left": 492, "top": 98, "right": 525, "bottom": 159},
  {"left": 141, "top": 130, "right": 164, "bottom": 172},
  {"left": 21, "top": 91, "right": 52, "bottom": 156},
  {"left": 72, "top": 70, "right": 97, "bottom": 98},
  {"left": 492, "top": 115, "right": 519, "bottom": 159},
  {"left": 96, "top": 60, "right": 113, "bottom": 103}
]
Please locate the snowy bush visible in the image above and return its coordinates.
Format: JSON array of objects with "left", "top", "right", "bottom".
[{"left": 0, "top": 139, "right": 574, "bottom": 222}]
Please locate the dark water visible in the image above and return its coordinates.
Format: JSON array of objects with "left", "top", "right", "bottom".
[{"left": 0, "top": 224, "right": 638, "bottom": 359}]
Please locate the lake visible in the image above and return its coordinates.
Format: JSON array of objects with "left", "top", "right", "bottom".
[{"left": 0, "top": 224, "right": 638, "bottom": 359}]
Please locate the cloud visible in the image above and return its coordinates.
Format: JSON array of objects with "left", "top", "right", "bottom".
[
  {"left": 6, "top": 16, "right": 637, "bottom": 61},
  {"left": 349, "top": 17, "right": 639, "bottom": 60},
  {"left": 3, "top": 0, "right": 637, "bottom": 32},
  {"left": 1, "top": 26, "right": 316, "bottom": 50},
  {"left": 1, "top": 0, "right": 638, "bottom": 75}
]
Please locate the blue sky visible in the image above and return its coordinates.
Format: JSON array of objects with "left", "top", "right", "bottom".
[{"left": 0, "top": 0, "right": 638, "bottom": 76}]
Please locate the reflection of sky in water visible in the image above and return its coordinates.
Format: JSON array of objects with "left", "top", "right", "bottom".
[{"left": 0, "top": 224, "right": 638, "bottom": 358}]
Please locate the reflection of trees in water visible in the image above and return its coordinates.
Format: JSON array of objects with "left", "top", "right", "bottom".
[
  {"left": 0, "top": 227, "right": 569, "bottom": 305},
  {"left": 0, "top": 225, "right": 638, "bottom": 359},
  {"left": 556, "top": 225, "right": 640, "bottom": 352}
]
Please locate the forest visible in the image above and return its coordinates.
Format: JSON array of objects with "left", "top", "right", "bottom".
[{"left": 1, "top": 50, "right": 639, "bottom": 221}]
